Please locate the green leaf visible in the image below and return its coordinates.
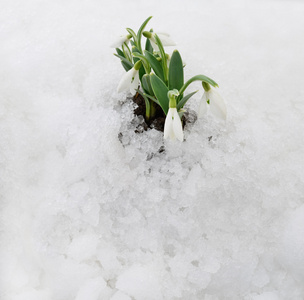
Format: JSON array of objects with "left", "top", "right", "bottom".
[
  {"left": 139, "top": 65, "right": 145, "bottom": 81},
  {"left": 177, "top": 91, "right": 198, "bottom": 110},
  {"left": 145, "top": 38, "right": 153, "bottom": 53},
  {"left": 150, "top": 73, "right": 169, "bottom": 114},
  {"left": 154, "top": 34, "right": 168, "bottom": 84},
  {"left": 143, "top": 93, "right": 159, "bottom": 105},
  {"left": 126, "top": 28, "right": 137, "bottom": 43},
  {"left": 131, "top": 44, "right": 141, "bottom": 53},
  {"left": 178, "top": 110, "right": 185, "bottom": 120},
  {"left": 114, "top": 53, "right": 133, "bottom": 65},
  {"left": 116, "top": 48, "right": 125, "bottom": 58},
  {"left": 137, "top": 16, "right": 153, "bottom": 53},
  {"left": 132, "top": 52, "right": 150, "bottom": 68},
  {"left": 169, "top": 50, "right": 184, "bottom": 91},
  {"left": 144, "top": 50, "right": 165, "bottom": 82},
  {"left": 179, "top": 75, "right": 218, "bottom": 96},
  {"left": 121, "top": 61, "right": 133, "bottom": 72},
  {"left": 122, "top": 43, "right": 132, "bottom": 61},
  {"left": 131, "top": 46, "right": 141, "bottom": 65},
  {"left": 114, "top": 53, "right": 133, "bottom": 71},
  {"left": 142, "top": 74, "right": 154, "bottom": 95},
  {"left": 132, "top": 52, "right": 151, "bottom": 76},
  {"left": 129, "top": 48, "right": 146, "bottom": 78}
]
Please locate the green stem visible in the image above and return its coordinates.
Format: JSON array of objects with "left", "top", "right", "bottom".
[
  {"left": 136, "top": 89, "right": 152, "bottom": 122},
  {"left": 132, "top": 52, "right": 151, "bottom": 74},
  {"left": 150, "top": 100, "right": 156, "bottom": 119},
  {"left": 145, "top": 99, "right": 151, "bottom": 121},
  {"left": 179, "top": 75, "right": 218, "bottom": 96},
  {"left": 137, "top": 16, "right": 153, "bottom": 53},
  {"left": 122, "top": 43, "right": 132, "bottom": 62},
  {"left": 154, "top": 34, "right": 168, "bottom": 85}
]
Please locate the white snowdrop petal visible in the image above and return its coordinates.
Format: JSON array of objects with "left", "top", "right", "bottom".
[
  {"left": 173, "top": 109, "right": 184, "bottom": 141},
  {"left": 110, "top": 36, "right": 128, "bottom": 48},
  {"left": 117, "top": 68, "right": 135, "bottom": 93},
  {"left": 158, "top": 33, "right": 176, "bottom": 46},
  {"left": 198, "top": 92, "right": 208, "bottom": 117},
  {"left": 164, "top": 108, "right": 174, "bottom": 139},
  {"left": 156, "top": 31, "right": 170, "bottom": 37},
  {"left": 150, "top": 39, "right": 159, "bottom": 52},
  {"left": 209, "top": 89, "right": 227, "bottom": 120},
  {"left": 129, "top": 71, "right": 139, "bottom": 95}
]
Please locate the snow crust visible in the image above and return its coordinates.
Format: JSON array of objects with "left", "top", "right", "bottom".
[{"left": 1, "top": 0, "right": 304, "bottom": 299}]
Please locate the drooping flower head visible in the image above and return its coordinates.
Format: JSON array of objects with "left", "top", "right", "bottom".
[
  {"left": 198, "top": 82, "right": 227, "bottom": 120},
  {"left": 143, "top": 31, "right": 176, "bottom": 52},
  {"left": 164, "top": 90, "right": 184, "bottom": 141},
  {"left": 110, "top": 34, "right": 132, "bottom": 48},
  {"left": 117, "top": 60, "right": 142, "bottom": 95}
]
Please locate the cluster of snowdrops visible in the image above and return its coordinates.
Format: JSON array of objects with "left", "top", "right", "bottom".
[{"left": 112, "top": 16, "right": 227, "bottom": 141}]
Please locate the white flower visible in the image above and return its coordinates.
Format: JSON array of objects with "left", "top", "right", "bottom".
[
  {"left": 110, "top": 35, "right": 130, "bottom": 48},
  {"left": 150, "top": 32, "right": 176, "bottom": 51},
  {"left": 164, "top": 108, "right": 184, "bottom": 141},
  {"left": 117, "top": 67, "right": 140, "bottom": 95},
  {"left": 198, "top": 92, "right": 208, "bottom": 117},
  {"left": 198, "top": 88, "right": 227, "bottom": 120}
]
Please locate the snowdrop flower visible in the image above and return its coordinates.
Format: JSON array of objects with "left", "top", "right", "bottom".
[
  {"left": 198, "top": 83, "right": 227, "bottom": 120},
  {"left": 150, "top": 32, "right": 176, "bottom": 50},
  {"left": 143, "top": 31, "right": 176, "bottom": 51},
  {"left": 164, "top": 107, "right": 184, "bottom": 141},
  {"left": 110, "top": 34, "right": 132, "bottom": 48},
  {"left": 117, "top": 61, "right": 141, "bottom": 95},
  {"left": 164, "top": 90, "right": 184, "bottom": 141}
]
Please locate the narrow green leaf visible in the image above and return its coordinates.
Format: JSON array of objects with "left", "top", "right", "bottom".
[
  {"left": 169, "top": 50, "right": 184, "bottom": 91},
  {"left": 150, "top": 73, "right": 169, "bottom": 114},
  {"left": 144, "top": 50, "right": 165, "bottom": 82},
  {"left": 139, "top": 65, "right": 145, "bottom": 81},
  {"left": 132, "top": 52, "right": 150, "bottom": 68},
  {"left": 116, "top": 48, "right": 125, "bottom": 58},
  {"left": 145, "top": 38, "right": 153, "bottom": 53},
  {"left": 114, "top": 53, "right": 134, "bottom": 71},
  {"left": 126, "top": 28, "right": 137, "bottom": 43},
  {"left": 178, "top": 111, "right": 185, "bottom": 120},
  {"left": 131, "top": 46, "right": 142, "bottom": 66},
  {"left": 177, "top": 91, "right": 198, "bottom": 110},
  {"left": 137, "top": 16, "right": 153, "bottom": 53},
  {"left": 179, "top": 75, "right": 218, "bottom": 96},
  {"left": 131, "top": 46, "right": 141, "bottom": 63},
  {"left": 121, "top": 61, "right": 133, "bottom": 71},
  {"left": 142, "top": 74, "right": 154, "bottom": 95},
  {"left": 122, "top": 43, "right": 132, "bottom": 61},
  {"left": 132, "top": 52, "right": 151, "bottom": 76},
  {"left": 154, "top": 34, "right": 168, "bottom": 84},
  {"left": 143, "top": 93, "right": 159, "bottom": 105},
  {"left": 131, "top": 44, "right": 141, "bottom": 53}
]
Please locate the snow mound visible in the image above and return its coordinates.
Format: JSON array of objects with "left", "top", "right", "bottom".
[{"left": 279, "top": 205, "right": 304, "bottom": 282}]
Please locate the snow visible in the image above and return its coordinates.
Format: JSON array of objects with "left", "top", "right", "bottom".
[
  {"left": 279, "top": 204, "right": 304, "bottom": 283},
  {"left": 116, "top": 264, "right": 163, "bottom": 300},
  {"left": 74, "top": 277, "right": 107, "bottom": 300},
  {"left": 1, "top": 0, "right": 304, "bottom": 299}
]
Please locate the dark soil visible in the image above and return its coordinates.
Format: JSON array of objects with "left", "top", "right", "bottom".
[
  {"left": 132, "top": 93, "right": 197, "bottom": 133},
  {"left": 133, "top": 93, "right": 165, "bottom": 132}
]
